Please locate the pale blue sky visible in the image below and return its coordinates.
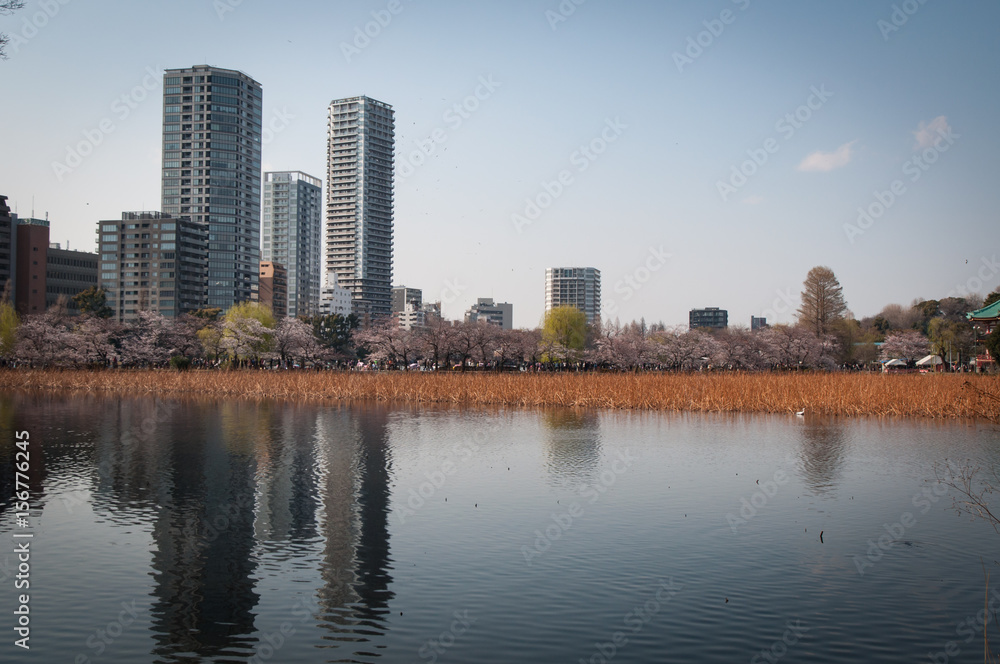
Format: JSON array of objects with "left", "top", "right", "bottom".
[{"left": 2, "top": 0, "right": 998, "bottom": 328}]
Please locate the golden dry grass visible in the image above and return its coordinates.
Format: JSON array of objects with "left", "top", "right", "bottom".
[{"left": 1, "top": 369, "right": 998, "bottom": 420}]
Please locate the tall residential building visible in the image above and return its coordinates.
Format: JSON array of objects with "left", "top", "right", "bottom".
[
  {"left": 262, "top": 171, "right": 322, "bottom": 317},
  {"left": 465, "top": 298, "right": 513, "bottom": 330},
  {"left": 160, "top": 65, "right": 262, "bottom": 311},
  {"left": 751, "top": 316, "right": 768, "bottom": 330},
  {"left": 391, "top": 286, "right": 421, "bottom": 314},
  {"left": 690, "top": 308, "right": 728, "bottom": 330},
  {"left": 98, "top": 212, "right": 208, "bottom": 321},
  {"left": 326, "top": 96, "right": 395, "bottom": 322},
  {"left": 257, "top": 261, "right": 287, "bottom": 319},
  {"left": 46, "top": 243, "right": 98, "bottom": 314},
  {"left": 544, "top": 267, "right": 601, "bottom": 325}
]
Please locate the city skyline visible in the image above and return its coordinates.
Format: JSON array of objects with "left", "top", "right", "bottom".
[{"left": 1, "top": 1, "right": 998, "bottom": 328}]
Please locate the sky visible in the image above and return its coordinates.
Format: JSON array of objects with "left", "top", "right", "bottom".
[{"left": 1, "top": 0, "right": 998, "bottom": 329}]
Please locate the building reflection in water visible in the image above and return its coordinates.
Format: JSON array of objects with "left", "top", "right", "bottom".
[
  {"left": 797, "top": 416, "right": 848, "bottom": 496},
  {"left": 540, "top": 408, "right": 602, "bottom": 490},
  {"left": 147, "top": 400, "right": 264, "bottom": 661},
  {"left": 312, "top": 404, "right": 395, "bottom": 658},
  {"left": 0, "top": 395, "right": 399, "bottom": 662}
]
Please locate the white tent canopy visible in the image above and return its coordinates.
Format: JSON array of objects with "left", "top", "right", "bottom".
[
  {"left": 883, "top": 358, "right": 907, "bottom": 366},
  {"left": 916, "top": 355, "right": 943, "bottom": 366}
]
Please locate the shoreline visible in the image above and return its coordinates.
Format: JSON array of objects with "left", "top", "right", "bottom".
[{"left": 0, "top": 369, "right": 997, "bottom": 420}]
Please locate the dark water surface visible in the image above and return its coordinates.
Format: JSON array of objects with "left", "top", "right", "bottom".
[{"left": 1, "top": 392, "right": 998, "bottom": 663}]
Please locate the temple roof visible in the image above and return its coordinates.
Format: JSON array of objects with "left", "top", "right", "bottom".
[{"left": 967, "top": 300, "right": 1000, "bottom": 320}]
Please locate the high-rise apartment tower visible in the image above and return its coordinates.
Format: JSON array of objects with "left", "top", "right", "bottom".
[{"left": 326, "top": 96, "right": 394, "bottom": 321}]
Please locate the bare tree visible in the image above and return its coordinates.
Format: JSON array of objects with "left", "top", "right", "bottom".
[
  {"left": 797, "top": 266, "right": 848, "bottom": 336},
  {"left": 0, "top": 1, "right": 25, "bottom": 60}
]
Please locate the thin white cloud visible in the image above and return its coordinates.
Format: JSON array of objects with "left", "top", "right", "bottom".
[
  {"left": 796, "top": 140, "right": 858, "bottom": 172},
  {"left": 741, "top": 195, "right": 765, "bottom": 205},
  {"left": 913, "top": 116, "right": 950, "bottom": 149}
]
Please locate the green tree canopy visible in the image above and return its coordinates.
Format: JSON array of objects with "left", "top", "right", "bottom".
[
  {"left": 0, "top": 299, "right": 19, "bottom": 359},
  {"left": 72, "top": 287, "right": 114, "bottom": 318},
  {"left": 542, "top": 306, "right": 588, "bottom": 359},
  {"left": 984, "top": 291, "right": 1000, "bottom": 308}
]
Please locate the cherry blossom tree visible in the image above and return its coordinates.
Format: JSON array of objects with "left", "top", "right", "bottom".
[
  {"left": 272, "top": 317, "right": 324, "bottom": 366},
  {"left": 15, "top": 308, "right": 77, "bottom": 367},
  {"left": 594, "top": 320, "right": 653, "bottom": 370},
  {"left": 70, "top": 316, "right": 123, "bottom": 366},
  {"left": 880, "top": 329, "right": 930, "bottom": 362},
  {"left": 120, "top": 311, "right": 174, "bottom": 366}
]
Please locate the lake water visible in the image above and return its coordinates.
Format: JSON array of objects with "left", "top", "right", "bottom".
[{"left": 1, "top": 392, "right": 999, "bottom": 663}]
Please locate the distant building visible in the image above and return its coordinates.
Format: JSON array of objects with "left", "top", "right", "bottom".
[
  {"left": 690, "top": 307, "right": 728, "bottom": 330},
  {"left": 397, "top": 303, "right": 425, "bottom": 330},
  {"left": 544, "top": 267, "right": 601, "bottom": 325},
  {"left": 422, "top": 301, "right": 442, "bottom": 325},
  {"left": 262, "top": 171, "right": 322, "bottom": 317},
  {"left": 46, "top": 243, "right": 97, "bottom": 314},
  {"left": 751, "top": 316, "right": 768, "bottom": 330},
  {"left": 391, "top": 286, "right": 422, "bottom": 314},
  {"left": 318, "top": 270, "right": 352, "bottom": 317},
  {"left": 258, "top": 262, "right": 288, "bottom": 319},
  {"left": 968, "top": 300, "right": 1000, "bottom": 370},
  {"left": 465, "top": 298, "right": 513, "bottom": 330},
  {"left": 0, "top": 196, "right": 11, "bottom": 295},
  {"left": 327, "top": 96, "right": 395, "bottom": 320},
  {"left": 98, "top": 212, "right": 207, "bottom": 321},
  {"left": 14, "top": 217, "right": 49, "bottom": 315}
]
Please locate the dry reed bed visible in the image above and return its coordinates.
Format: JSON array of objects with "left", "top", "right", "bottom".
[{"left": 0, "top": 369, "right": 998, "bottom": 420}]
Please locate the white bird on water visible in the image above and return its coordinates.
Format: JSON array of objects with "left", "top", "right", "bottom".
[{"left": 795, "top": 408, "right": 805, "bottom": 417}]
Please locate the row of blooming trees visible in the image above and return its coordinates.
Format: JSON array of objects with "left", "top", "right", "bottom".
[
  {"left": 2, "top": 296, "right": 848, "bottom": 371},
  {"left": 3, "top": 300, "right": 335, "bottom": 369},
  {"left": 1, "top": 271, "right": 996, "bottom": 370}
]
